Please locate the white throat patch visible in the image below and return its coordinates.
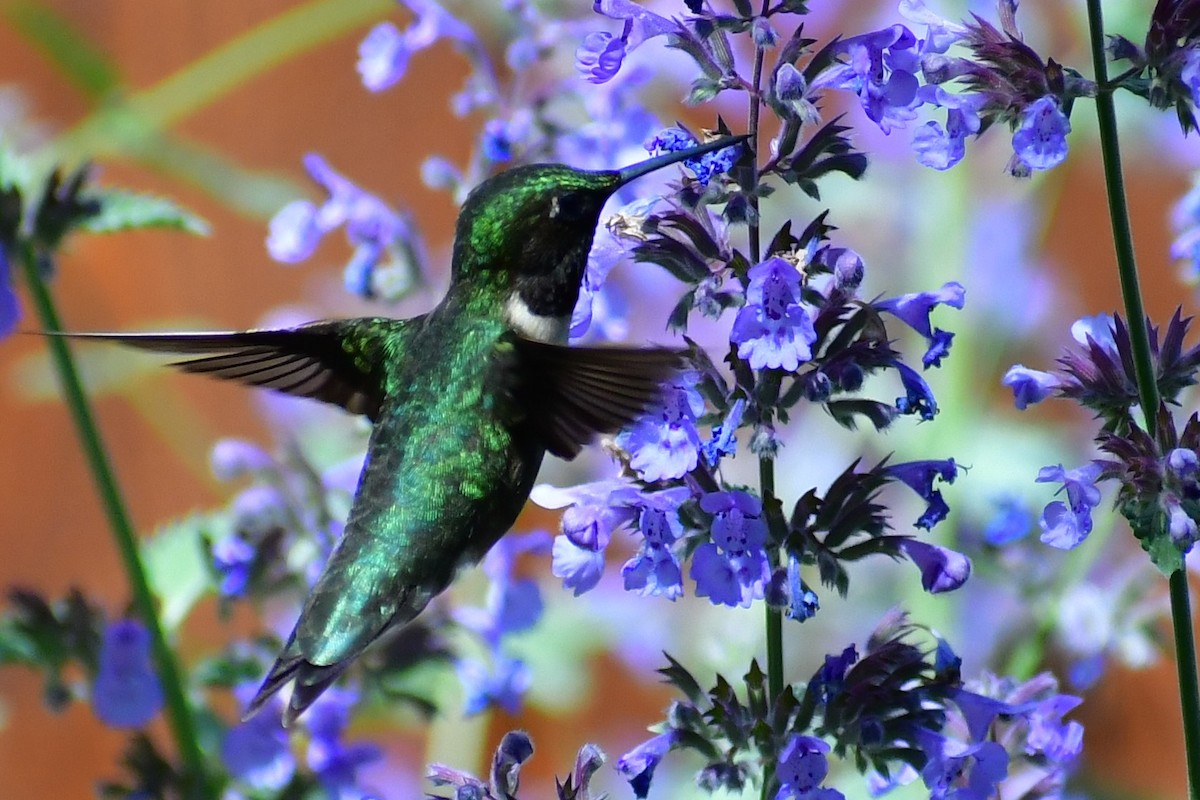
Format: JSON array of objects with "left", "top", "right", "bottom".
[{"left": 505, "top": 293, "right": 569, "bottom": 343}]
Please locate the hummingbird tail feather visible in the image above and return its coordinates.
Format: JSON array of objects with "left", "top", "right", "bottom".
[{"left": 240, "top": 650, "right": 351, "bottom": 727}]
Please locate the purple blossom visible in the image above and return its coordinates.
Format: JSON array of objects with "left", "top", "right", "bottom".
[
  {"left": 356, "top": 2, "right": 475, "bottom": 92},
  {"left": 622, "top": 497, "right": 687, "bottom": 601},
  {"left": 911, "top": 87, "right": 983, "bottom": 170},
  {"left": 91, "top": 620, "right": 164, "bottom": 729},
  {"left": 690, "top": 491, "right": 771, "bottom": 608},
  {"left": 730, "top": 257, "right": 817, "bottom": 372},
  {"left": 982, "top": 495, "right": 1032, "bottom": 545},
  {"left": 813, "top": 25, "right": 923, "bottom": 134},
  {"left": 645, "top": 128, "right": 743, "bottom": 186},
  {"left": 774, "top": 63, "right": 821, "bottom": 125},
  {"left": 917, "top": 729, "right": 1009, "bottom": 800},
  {"left": 222, "top": 688, "right": 295, "bottom": 791},
  {"left": 875, "top": 281, "right": 965, "bottom": 368},
  {"left": 1070, "top": 313, "right": 1116, "bottom": 352},
  {"left": 1011, "top": 96, "right": 1071, "bottom": 173},
  {"left": 532, "top": 480, "right": 641, "bottom": 594},
  {"left": 617, "top": 730, "right": 679, "bottom": 799},
  {"left": 0, "top": 250, "right": 18, "bottom": 339},
  {"left": 210, "top": 438, "right": 272, "bottom": 481},
  {"left": 211, "top": 534, "right": 255, "bottom": 598},
  {"left": 1002, "top": 365, "right": 1062, "bottom": 410},
  {"left": 457, "top": 655, "right": 531, "bottom": 716},
  {"left": 702, "top": 397, "right": 746, "bottom": 467},
  {"left": 1036, "top": 462, "right": 1103, "bottom": 549},
  {"left": 1171, "top": 183, "right": 1200, "bottom": 276},
  {"left": 618, "top": 381, "right": 706, "bottom": 482},
  {"left": 884, "top": 458, "right": 957, "bottom": 529},
  {"left": 775, "top": 735, "right": 834, "bottom": 798},
  {"left": 304, "top": 687, "right": 382, "bottom": 794},
  {"left": 893, "top": 360, "right": 938, "bottom": 420},
  {"left": 266, "top": 154, "right": 414, "bottom": 300},
  {"left": 576, "top": 0, "right": 676, "bottom": 84},
  {"left": 898, "top": 538, "right": 971, "bottom": 593}
]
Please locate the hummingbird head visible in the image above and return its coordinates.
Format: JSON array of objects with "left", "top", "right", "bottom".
[{"left": 449, "top": 135, "right": 747, "bottom": 339}]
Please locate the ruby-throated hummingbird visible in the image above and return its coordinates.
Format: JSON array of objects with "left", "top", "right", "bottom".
[{"left": 79, "top": 134, "right": 745, "bottom": 724}]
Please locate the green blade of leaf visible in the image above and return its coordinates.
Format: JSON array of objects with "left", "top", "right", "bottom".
[{"left": 81, "top": 188, "right": 210, "bottom": 236}]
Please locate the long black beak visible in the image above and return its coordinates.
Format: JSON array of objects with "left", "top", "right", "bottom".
[{"left": 614, "top": 134, "right": 750, "bottom": 188}]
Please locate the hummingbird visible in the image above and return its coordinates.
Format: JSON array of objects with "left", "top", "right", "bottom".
[{"left": 76, "top": 134, "right": 746, "bottom": 725}]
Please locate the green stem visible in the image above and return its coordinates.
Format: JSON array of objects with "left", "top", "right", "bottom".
[
  {"left": 16, "top": 244, "right": 210, "bottom": 797},
  {"left": 1085, "top": 2, "right": 1198, "bottom": 797}
]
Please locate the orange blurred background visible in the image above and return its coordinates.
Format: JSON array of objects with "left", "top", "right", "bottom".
[{"left": 0, "top": 1, "right": 1195, "bottom": 798}]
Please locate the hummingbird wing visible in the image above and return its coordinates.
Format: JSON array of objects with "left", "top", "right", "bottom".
[
  {"left": 513, "top": 338, "right": 687, "bottom": 458},
  {"left": 60, "top": 317, "right": 423, "bottom": 420}
]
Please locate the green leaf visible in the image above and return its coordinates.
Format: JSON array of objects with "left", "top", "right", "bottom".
[
  {"left": 142, "top": 514, "right": 222, "bottom": 630},
  {"left": 1145, "top": 532, "right": 1185, "bottom": 576},
  {"left": 81, "top": 189, "right": 210, "bottom": 236}
]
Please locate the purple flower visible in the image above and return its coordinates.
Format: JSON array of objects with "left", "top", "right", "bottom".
[
  {"left": 1070, "top": 313, "right": 1116, "bottom": 351},
  {"left": 1036, "top": 462, "right": 1103, "bottom": 549},
  {"left": 875, "top": 281, "right": 965, "bottom": 368},
  {"left": 645, "top": 128, "right": 743, "bottom": 186},
  {"left": 91, "top": 620, "right": 164, "bottom": 729},
  {"left": 809, "top": 645, "right": 858, "bottom": 704},
  {"left": 617, "top": 730, "right": 679, "bottom": 799},
  {"left": 267, "top": 154, "right": 414, "bottom": 299},
  {"left": 898, "top": 538, "right": 971, "bottom": 593},
  {"left": 1011, "top": 96, "right": 1071, "bottom": 173},
  {"left": 618, "top": 381, "right": 706, "bottom": 482},
  {"left": 303, "top": 687, "right": 381, "bottom": 794},
  {"left": 774, "top": 63, "right": 821, "bottom": 125},
  {"left": 702, "top": 397, "right": 746, "bottom": 467},
  {"left": 775, "top": 735, "right": 834, "bottom": 798},
  {"left": 813, "top": 25, "right": 923, "bottom": 134},
  {"left": 222, "top": 689, "right": 295, "bottom": 791},
  {"left": 691, "top": 491, "right": 771, "bottom": 607},
  {"left": 893, "top": 360, "right": 938, "bottom": 420},
  {"left": 731, "top": 257, "right": 817, "bottom": 372},
  {"left": 1002, "top": 365, "right": 1062, "bottom": 410},
  {"left": 210, "top": 438, "right": 272, "bottom": 481},
  {"left": 457, "top": 655, "right": 530, "bottom": 716},
  {"left": 911, "top": 87, "right": 984, "bottom": 170},
  {"left": 884, "top": 458, "right": 957, "bottom": 529},
  {"left": 532, "top": 480, "right": 641, "bottom": 594},
  {"left": 917, "top": 729, "right": 1009, "bottom": 800},
  {"left": 212, "top": 534, "right": 255, "bottom": 598},
  {"left": 0, "top": 249, "right": 19, "bottom": 339},
  {"left": 982, "top": 495, "right": 1032, "bottom": 545},
  {"left": 623, "top": 500, "right": 687, "bottom": 600},
  {"left": 356, "top": 2, "right": 475, "bottom": 92},
  {"left": 576, "top": 0, "right": 675, "bottom": 84}
]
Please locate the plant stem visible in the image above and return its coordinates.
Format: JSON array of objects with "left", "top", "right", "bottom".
[
  {"left": 1085, "top": 2, "right": 1199, "bottom": 797},
  {"left": 17, "top": 244, "right": 210, "bottom": 797}
]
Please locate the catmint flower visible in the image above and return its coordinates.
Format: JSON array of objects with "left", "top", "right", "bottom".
[
  {"left": 0, "top": 250, "right": 17, "bottom": 339},
  {"left": 898, "top": 538, "right": 971, "bottom": 592},
  {"left": 645, "top": 128, "right": 743, "bottom": 186},
  {"left": 457, "top": 655, "right": 530, "bottom": 716},
  {"left": 211, "top": 534, "right": 255, "bottom": 598},
  {"left": 356, "top": 1, "right": 474, "bottom": 92},
  {"left": 691, "top": 490, "right": 771, "bottom": 607},
  {"left": 892, "top": 360, "right": 938, "bottom": 420},
  {"left": 420, "top": 155, "right": 462, "bottom": 192},
  {"left": 623, "top": 493, "right": 689, "bottom": 600},
  {"left": 911, "top": 86, "right": 984, "bottom": 170},
  {"left": 812, "top": 25, "right": 923, "bottom": 134},
  {"left": 532, "top": 480, "right": 641, "bottom": 594},
  {"left": 1172, "top": 181, "right": 1200, "bottom": 277},
  {"left": 1036, "top": 462, "right": 1103, "bottom": 549},
  {"left": 1070, "top": 313, "right": 1116, "bottom": 351},
  {"left": 222, "top": 688, "right": 295, "bottom": 791},
  {"left": 982, "top": 495, "right": 1032, "bottom": 545},
  {"left": 885, "top": 458, "right": 957, "bottom": 530},
  {"left": 618, "top": 730, "right": 679, "bottom": 799},
  {"left": 730, "top": 257, "right": 817, "bottom": 371},
  {"left": 702, "top": 397, "right": 746, "bottom": 467},
  {"left": 916, "top": 730, "right": 1009, "bottom": 800},
  {"left": 776, "top": 735, "right": 833, "bottom": 798},
  {"left": 618, "top": 380, "right": 706, "bottom": 482},
  {"left": 231, "top": 484, "right": 288, "bottom": 537},
  {"left": 576, "top": 0, "right": 675, "bottom": 84},
  {"left": 209, "top": 438, "right": 272, "bottom": 481},
  {"left": 1011, "top": 96, "right": 1071, "bottom": 173},
  {"left": 267, "top": 154, "right": 416, "bottom": 300},
  {"left": 1002, "top": 365, "right": 1062, "bottom": 410},
  {"left": 91, "top": 620, "right": 164, "bottom": 729},
  {"left": 875, "top": 281, "right": 965, "bottom": 368},
  {"left": 304, "top": 687, "right": 382, "bottom": 794}
]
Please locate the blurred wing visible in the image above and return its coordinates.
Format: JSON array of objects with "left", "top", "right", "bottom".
[
  {"left": 62, "top": 317, "right": 422, "bottom": 420},
  {"left": 514, "top": 337, "right": 686, "bottom": 458}
]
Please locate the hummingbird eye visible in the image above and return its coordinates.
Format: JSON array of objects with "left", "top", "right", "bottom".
[{"left": 548, "top": 191, "right": 589, "bottom": 222}]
